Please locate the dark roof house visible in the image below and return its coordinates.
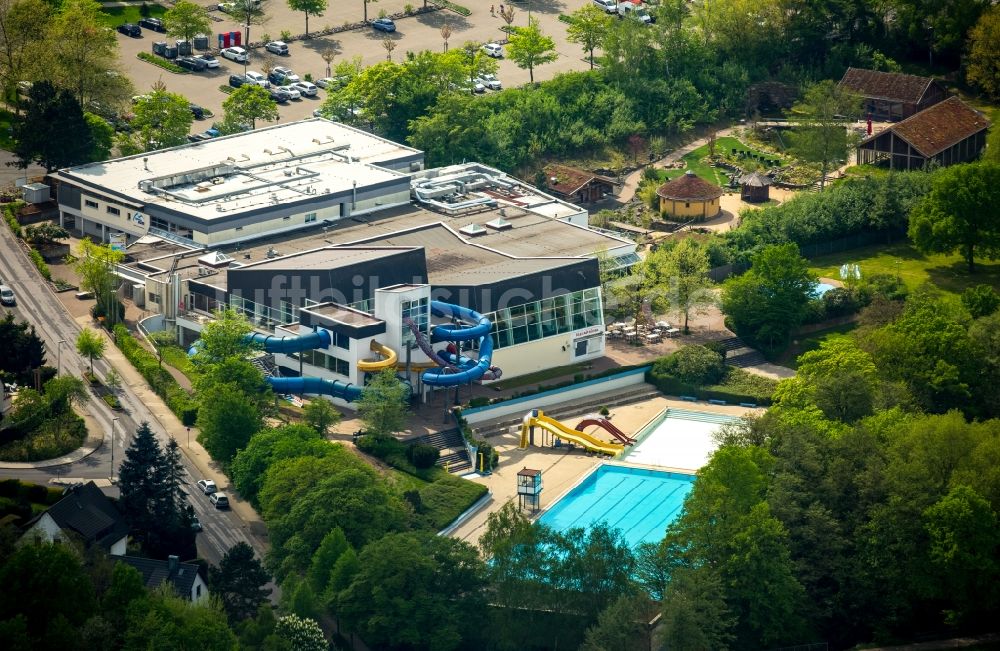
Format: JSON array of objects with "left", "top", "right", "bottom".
[
  {"left": 856, "top": 97, "right": 991, "bottom": 170},
  {"left": 838, "top": 67, "right": 948, "bottom": 121},
  {"left": 21, "top": 481, "right": 129, "bottom": 554},
  {"left": 114, "top": 554, "right": 209, "bottom": 602},
  {"left": 739, "top": 171, "right": 772, "bottom": 202},
  {"left": 543, "top": 164, "right": 616, "bottom": 204}
]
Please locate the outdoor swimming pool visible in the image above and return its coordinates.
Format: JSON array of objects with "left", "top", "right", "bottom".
[
  {"left": 812, "top": 282, "right": 836, "bottom": 298},
  {"left": 621, "top": 408, "right": 740, "bottom": 470},
  {"left": 538, "top": 464, "right": 694, "bottom": 548}
]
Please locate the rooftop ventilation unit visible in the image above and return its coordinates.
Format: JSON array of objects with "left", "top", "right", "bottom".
[
  {"left": 266, "top": 247, "right": 279, "bottom": 259},
  {"left": 211, "top": 176, "right": 224, "bottom": 185},
  {"left": 459, "top": 223, "right": 488, "bottom": 237},
  {"left": 484, "top": 217, "right": 512, "bottom": 231}
]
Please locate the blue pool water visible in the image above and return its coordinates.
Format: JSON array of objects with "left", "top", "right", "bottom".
[
  {"left": 812, "top": 282, "right": 836, "bottom": 298},
  {"left": 538, "top": 465, "right": 695, "bottom": 548}
]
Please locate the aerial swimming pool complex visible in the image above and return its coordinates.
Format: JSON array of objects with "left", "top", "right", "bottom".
[{"left": 538, "top": 465, "right": 695, "bottom": 548}]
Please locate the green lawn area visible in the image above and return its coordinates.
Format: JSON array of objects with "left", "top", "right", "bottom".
[
  {"left": 160, "top": 345, "right": 199, "bottom": 383},
  {"left": 388, "top": 467, "right": 487, "bottom": 531},
  {"left": 776, "top": 322, "right": 859, "bottom": 369},
  {"left": 98, "top": 3, "right": 167, "bottom": 27},
  {"left": 491, "top": 361, "right": 592, "bottom": 391},
  {"left": 658, "top": 136, "right": 783, "bottom": 187},
  {"left": 808, "top": 242, "right": 1000, "bottom": 297},
  {"left": 0, "top": 108, "right": 15, "bottom": 150}
]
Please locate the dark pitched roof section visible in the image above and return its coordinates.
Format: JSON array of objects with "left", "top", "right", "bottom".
[
  {"left": 860, "top": 97, "right": 991, "bottom": 157},
  {"left": 739, "top": 171, "right": 772, "bottom": 187},
  {"left": 115, "top": 555, "right": 202, "bottom": 599},
  {"left": 42, "top": 481, "right": 129, "bottom": 551},
  {"left": 656, "top": 171, "right": 724, "bottom": 201},
  {"left": 543, "top": 164, "right": 615, "bottom": 196},
  {"left": 838, "top": 67, "right": 935, "bottom": 104}
]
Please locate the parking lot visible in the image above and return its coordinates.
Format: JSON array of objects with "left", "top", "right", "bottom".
[{"left": 114, "top": 0, "right": 594, "bottom": 132}]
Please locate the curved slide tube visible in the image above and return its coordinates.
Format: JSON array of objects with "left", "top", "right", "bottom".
[
  {"left": 413, "top": 301, "right": 503, "bottom": 387},
  {"left": 246, "top": 329, "right": 332, "bottom": 354},
  {"left": 404, "top": 317, "right": 458, "bottom": 372},
  {"left": 357, "top": 340, "right": 398, "bottom": 372},
  {"left": 267, "top": 376, "right": 362, "bottom": 402},
  {"left": 520, "top": 410, "right": 624, "bottom": 456},
  {"left": 575, "top": 417, "right": 636, "bottom": 445}
]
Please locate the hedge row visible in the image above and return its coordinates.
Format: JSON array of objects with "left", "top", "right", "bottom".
[
  {"left": 113, "top": 325, "right": 199, "bottom": 425},
  {"left": 646, "top": 366, "right": 776, "bottom": 405},
  {"left": 2, "top": 203, "right": 22, "bottom": 237}
]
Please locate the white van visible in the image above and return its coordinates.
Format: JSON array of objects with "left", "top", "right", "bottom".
[{"left": 617, "top": 0, "right": 653, "bottom": 23}]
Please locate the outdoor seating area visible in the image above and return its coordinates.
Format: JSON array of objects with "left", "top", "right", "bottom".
[{"left": 607, "top": 320, "right": 681, "bottom": 344}]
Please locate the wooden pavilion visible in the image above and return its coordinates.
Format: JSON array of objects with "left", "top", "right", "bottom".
[
  {"left": 543, "top": 164, "right": 616, "bottom": 204},
  {"left": 738, "top": 171, "right": 772, "bottom": 202},
  {"left": 855, "top": 97, "right": 990, "bottom": 170}
]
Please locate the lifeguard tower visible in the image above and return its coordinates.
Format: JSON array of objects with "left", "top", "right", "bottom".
[{"left": 517, "top": 467, "right": 543, "bottom": 514}]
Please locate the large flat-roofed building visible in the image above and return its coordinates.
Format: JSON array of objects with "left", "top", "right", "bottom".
[
  {"left": 51, "top": 119, "right": 423, "bottom": 247},
  {"left": 75, "top": 123, "right": 637, "bottom": 396}
]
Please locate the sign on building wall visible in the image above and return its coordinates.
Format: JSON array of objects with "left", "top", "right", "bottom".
[{"left": 109, "top": 233, "right": 127, "bottom": 252}]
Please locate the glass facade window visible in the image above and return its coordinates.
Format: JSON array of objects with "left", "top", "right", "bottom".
[
  {"left": 290, "top": 349, "right": 350, "bottom": 377},
  {"left": 401, "top": 297, "right": 429, "bottom": 345},
  {"left": 483, "top": 288, "right": 602, "bottom": 351},
  {"left": 305, "top": 212, "right": 317, "bottom": 223}
]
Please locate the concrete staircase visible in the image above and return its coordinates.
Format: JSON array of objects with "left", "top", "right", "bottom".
[
  {"left": 412, "top": 427, "right": 471, "bottom": 474},
  {"left": 250, "top": 353, "right": 279, "bottom": 377},
  {"left": 716, "top": 337, "right": 767, "bottom": 368}
]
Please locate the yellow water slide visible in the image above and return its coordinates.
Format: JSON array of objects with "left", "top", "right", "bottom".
[
  {"left": 357, "top": 340, "right": 398, "bottom": 372},
  {"left": 519, "top": 410, "right": 624, "bottom": 456}
]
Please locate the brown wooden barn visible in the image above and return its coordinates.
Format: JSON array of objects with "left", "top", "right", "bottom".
[
  {"left": 543, "top": 164, "right": 616, "bottom": 204},
  {"left": 855, "top": 97, "right": 991, "bottom": 170},
  {"left": 838, "top": 67, "right": 947, "bottom": 121}
]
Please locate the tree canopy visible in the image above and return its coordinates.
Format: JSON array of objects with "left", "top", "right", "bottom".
[{"left": 506, "top": 18, "right": 558, "bottom": 84}]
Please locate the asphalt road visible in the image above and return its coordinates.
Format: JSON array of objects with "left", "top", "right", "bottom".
[
  {"left": 115, "top": 0, "right": 593, "bottom": 132},
  {"left": 0, "top": 229, "right": 254, "bottom": 565}
]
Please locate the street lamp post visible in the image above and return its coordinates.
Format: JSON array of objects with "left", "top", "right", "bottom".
[{"left": 110, "top": 417, "right": 120, "bottom": 482}]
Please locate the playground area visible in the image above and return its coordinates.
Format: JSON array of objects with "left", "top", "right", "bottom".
[{"left": 446, "top": 394, "right": 760, "bottom": 547}]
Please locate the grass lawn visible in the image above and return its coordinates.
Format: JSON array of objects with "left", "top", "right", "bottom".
[
  {"left": 491, "top": 361, "right": 592, "bottom": 392},
  {"left": 660, "top": 136, "right": 783, "bottom": 187},
  {"left": 160, "top": 345, "right": 199, "bottom": 383},
  {"left": 98, "top": 3, "right": 167, "bottom": 27},
  {"left": 776, "top": 322, "right": 859, "bottom": 369},
  {"left": 0, "top": 108, "right": 15, "bottom": 150},
  {"left": 808, "top": 242, "right": 1000, "bottom": 297},
  {"left": 388, "top": 467, "right": 487, "bottom": 530}
]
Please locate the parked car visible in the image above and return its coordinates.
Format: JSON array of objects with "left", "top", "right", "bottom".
[
  {"left": 482, "top": 42, "right": 503, "bottom": 58},
  {"left": 265, "top": 40, "right": 289, "bottom": 55},
  {"left": 291, "top": 81, "right": 318, "bottom": 97},
  {"left": 315, "top": 77, "right": 337, "bottom": 90},
  {"left": 191, "top": 514, "right": 203, "bottom": 532},
  {"left": 471, "top": 80, "right": 486, "bottom": 93},
  {"left": 176, "top": 56, "right": 207, "bottom": 72},
  {"left": 189, "top": 103, "right": 205, "bottom": 119},
  {"left": 269, "top": 66, "right": 300, "bottom": 84},
  {"left": 244, "top": 71, "right": 270, "bottom": 87},
  {"left": 117, "top": 23, "right": 141, "bottom": 37},
  {"left": 617, "top": 1, "right": 653, "bottom": 23},
  {"left": 229, "top": 74, "right": 247, "bottom": 88},
  {"left": 371, "top": 18, "right": 396, "bottom": 32},
  {"left": 196, "top": 479, "right": 217, "bottom": 494},
  {"left": 592, "top": 0, "right": 618, "bottom": 13},
  {"left": 221, "top": 46, "right": 248, "bottom": 63},
  {"left": 269, "top": 87, "right": 290, "bottom": 103},
  {"left": 477, "top": 73, "right": 502, "bottom": 90},
  {"left": 209, "top": 492, "right": 230, "bottom": 509},
  {"left": 194, "top": 53, "right": 220, "bottom": 68},
  {"left": 138, "top": 17, "right": 166, "bottom": 32},
  {"left": 282, "top": 85, "right": 302, "bottom": 100},
  {"left": 217, "top": 2, "right": 235, "bottom": 13},
  {"left": 0, "top": 286, "right": 15, "bottom": 306}
]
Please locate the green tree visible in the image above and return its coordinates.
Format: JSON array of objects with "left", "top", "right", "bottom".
[
  {"left": 163, "top": 0, "right": 211, "bottom": 43},
  {"left": 908, "top": 162, "right": 1000, "bottom": 273},
  {"left": 273, "top": 615, "right": 325, "bottom": 651},
  {"left": 124, "top": 585, "right": 238, "bottom": 650},
  {"left": 12, "top": 80, "right": 96, "bottom": 171},
  {"left": 962, "top": 284, "right": 1000, "bottom": 318},
  {"left": 649, "top": 238, "right": 714, "bottom": 333},
  {"left": 506, "top": 17, "right": 558, "bottom": 84},
  {"left": 83, "top": 112, "right": 113, "bottom": 161},
  {"left": 72, "top": 239, "right": 125, "bottom": 326},
  {"left": 969, "top": 312, "right": 1000, "bottom": 417},
  {"left": 0, "top": 312, "right": 45, "bottom": 384},
  {"left": 46, "top": 0, "right": 131, "bottom": 108},
  {"left": 43, "top": 374, "right": 88, "bottom": 415},
  {"left": 75, "top": 328, "right": 105, "bottom": 375},
  {"left": 287, "top": 0, "right": 325, "bottom": 36},
  {"left": 566, "top": 4, "right": 612, "bottom": 69},
  {"left": 357, "top": 367, "right": 408, "bottom": 436},
  {"left": 101, "top": 562, "right": 147, "bottom": 636},
  {"left": 0, "top": 0, "right": 50, "bottom": 100},
  {"left": 302, "top": 398, "right": 340, "bottom": 435},
  {"left": 721, "top": 243, "right": 815, "bottom": 352},
  {"left": 786, "top": 80, "right": 861, "bottom": 190},
  {"left": 193, "top": 308, "right": 255, "bottom": 364},
  {"left": 659, "top": 567, "right": 736, "bottom": 651},
  {"left": 23, "top": 222, "right": 67, "bottom": 249},
  {"left": 197, "top": 382, "right": 263, "bottom": 464},
  {"left": 325, "top": 545, "right": 360, "bottom": 600},
  {"left": 336, "top": 531, "right": 485, "bottom": 651},
  {"left": 966, "top": 6, "right": 1000, "bottom": 100},
  {"left": 230, "top": 424, "right": 333, "bottom": 507},
  {"left": 580, "top": 592, "right": 653, "bottom": 651},
  {"left": 784, "top": 336, "right": 879, "bottom": 422},
  {"left": 209, "top": 541, "right": 273, "bottom": 623},
  {"left": 307, "top": 526, "right": 349, "bottom": 593},
  {"left": 222, "top": 84, "right": 279, "bottom": 132},
  {"left": 120, "top": 87, "right": 195, "bottom": 154}
]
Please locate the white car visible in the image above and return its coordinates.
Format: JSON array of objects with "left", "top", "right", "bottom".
[
  {"left": 315, "top": 77, "right": 336, "bottom": 89},
  {"left": 476, "top": 74, "right": 501, "bottom": 90},
  {"left": 195, "top": 54, "right": 220, "bottom": 68},
  {"left": 217, "top": 2, "right": 235, "bottom": 13},
  {"left": 265, "top": 40, "right": 288, "bottom": 55},
  {"left": 291, "top": 81, "right": 318, "bottom": 97},
  {"left": 209, "top": 492, "right": 230, "bottom": 509},
  {"left": 221, "top": 46, "right": 248, "bottom": 63},
  {"left": 244, "top": 71, "right": 270, "bottom": 88},
  {"left": 283, "top": 85, "right": 302, "bottom": 100},
  {"left": 0, "top": 285, "right": 15, "bottom": 306},
  {"left": 196, "top": 479, "right": 217, "bottom": 494},
  {"left": 272, "top": 66, "right": 300, "bottom": 84},
  {"left": 482, "top": 43, "right": 503, "bottom": 58},
  {"left": 592, "top": 0, "right": 618, "bottom": 12},
  {"left": 472, "top": 80, "right": 486, "bottom": 93}
]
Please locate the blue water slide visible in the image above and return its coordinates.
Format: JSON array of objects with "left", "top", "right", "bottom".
[
  {"left": 246, "top": 329, "right": 332, "bottom": 353},
  {"left": 267, "top": 376, "right": 362, "bottom": 402},
  {"left": 420, "top": 301, "right": 502, "bottom": 386}
]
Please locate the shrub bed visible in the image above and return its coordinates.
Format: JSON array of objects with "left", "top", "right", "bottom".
[
  {"left": 137, "top": 52, "right": 186, "bottom": 74},
  {"left": 2, "top": 202, "right": 23, "bottom": 237},
  {"left": 0, "top": 412, "right": 87, "bottom": 462},
  {"left": 113, "top": 325, "right": 199, "bottom": 424},
  {"left": 648, "top": 350, "right": 777, "bottom": 405}
]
